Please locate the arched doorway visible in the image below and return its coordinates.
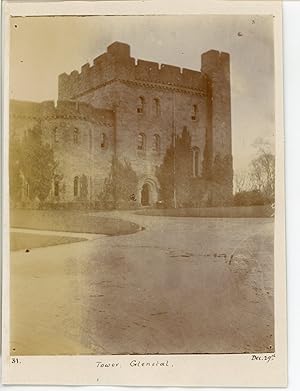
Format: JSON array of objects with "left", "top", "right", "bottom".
[
  {"left": 138, "top": 176, "right": 159, "bottom": 207},
  {"left": 141, "top": 183, "right": 150, "bottom": 206}
]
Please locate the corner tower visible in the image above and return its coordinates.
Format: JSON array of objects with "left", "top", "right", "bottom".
[
  {"left": 201, "top": 50, "right": 232, "bottom": 160},
  {"left": 201, "top": 50, "right": 233, "bottom": 194}
]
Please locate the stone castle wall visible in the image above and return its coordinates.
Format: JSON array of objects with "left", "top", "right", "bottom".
[
  {"left": 10, "top": 100, "right": 115, "bottom": 204},
  {"left": 73, "top": 80, "right": 208, "bottom": 188},
  {"left": 10, "top": 41, "right": 233, "bottom": 208}
]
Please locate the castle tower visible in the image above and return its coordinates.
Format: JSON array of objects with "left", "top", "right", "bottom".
[
  {"left": 55, "top": 42, "right": 233, "bottom": 206},
  {"left": 201, "top": 50, "right": 233, "bottom": 197},
  {"left": 201, "top": 50, "right": 232, "bottom": 161}
]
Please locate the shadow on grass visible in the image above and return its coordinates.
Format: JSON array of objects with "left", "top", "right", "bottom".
[
  {"left": 10, "top": 209, "right": 141, "bottom": 236},
  {"left": 10, "top": 232, "right": 86, "bottom": 251}
]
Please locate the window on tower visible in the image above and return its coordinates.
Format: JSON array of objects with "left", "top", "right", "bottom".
[
  {"left": 74, "top": 176, "right": 79, "bottom": 197},
  {"left": 89, "top": 129, "right": 92, "bottom": 152},
  {"left": 152, "top": 134, "right": 160, "bottom": 152},
  {"left": 73, "top": 127, "right": 79, "bottom": 144},
  {"left": 137, "top": 97, "right": 145, "bottom": 114},
  {"left": 191, "top": 104, "right": 198, "bottom": 121},
  {"left": 54, "top": 179, "right": 59, "bottom": 197},
  {"left": 53, "top": 128, "right": 59, "bottom": 143},
  {"left": 192, "top": 147, "right": 200, "bottom": 177},
  {"left": 100, "top": 133, "right": 107, "bottom": 149},
  {"left": 137, "top": 133, "right": 146, "bottom": 151},
  {"left": 153, "top": 98, "right": 160, "bottom": 116}
]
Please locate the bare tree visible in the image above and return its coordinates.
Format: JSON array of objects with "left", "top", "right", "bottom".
[
  {"left": 234, "top": 170, "right": 251, "bottom": 194},
  {"left": 233, "top": 138, "right": 275, "bottom": 206},
  {"left": 249, "top": 139, "right": 275, "bottom": 202}
]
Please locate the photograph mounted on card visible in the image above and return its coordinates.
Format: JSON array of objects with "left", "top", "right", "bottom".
[{"left": 2, "top": 0, "right": 287, "bottom": 386}]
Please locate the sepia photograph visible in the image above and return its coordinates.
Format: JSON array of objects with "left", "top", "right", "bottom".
[
  {"left": 9, "top": 13, "right": 276, "bottom": 355},
  {"left": 2, "top": 0, "right": 287, "bottom": 386}
]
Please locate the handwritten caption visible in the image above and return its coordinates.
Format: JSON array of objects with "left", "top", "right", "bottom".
[
  {"left": 251, "top": 353, "right": 275, "bottom": 363},
  {"left": 96, "top": 359, "right": 173, "bottom": 369}
]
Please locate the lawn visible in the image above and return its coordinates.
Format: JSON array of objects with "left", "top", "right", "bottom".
[
  {"left": 136, "top": 205, "right": 273, "bottom": 218},
  {"left": 10, "top": 209, "right": 141, "bottom": 236},
  {"left": 10, "top": 232, "right": 86, "bottom": 251}
]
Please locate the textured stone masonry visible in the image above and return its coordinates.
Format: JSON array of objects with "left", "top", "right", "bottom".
[{"left": 10, "top": 41, "right": 233, "bottom": 207}]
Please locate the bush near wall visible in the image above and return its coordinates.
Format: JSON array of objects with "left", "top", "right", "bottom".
[{"left": 233, "top": 190, "right": 271, "bottom": 206}]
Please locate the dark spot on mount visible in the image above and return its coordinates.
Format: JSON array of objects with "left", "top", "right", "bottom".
[
  {"left": 238, "top": 32, "right": 243, "bottom": 37},
  {"left": 25, "top": 249, "right": 30, "bottom": 253}
]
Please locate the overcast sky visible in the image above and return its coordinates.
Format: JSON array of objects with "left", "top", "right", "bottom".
[{"left": 9, "top": 15, "right": 275, "bottom": 171}]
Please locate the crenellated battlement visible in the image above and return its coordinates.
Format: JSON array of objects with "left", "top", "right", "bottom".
[
  {"left": 10, "top": 99, "right": 114, "bottom": 126},
  {"left": 58, "top": 41, "right": 209, "bottom": 100}
]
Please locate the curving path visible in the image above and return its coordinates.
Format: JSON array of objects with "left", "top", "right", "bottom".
[{"left": 10, "top": 210, "right": 274, "bottom": 355}]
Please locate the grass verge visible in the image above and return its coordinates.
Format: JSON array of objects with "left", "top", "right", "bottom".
[
  {"left": 135, "top": 205, "right": 273, "bottom": 218},
  {"left": 10, "top": 232, "right": 86, "bottom": 251},
  {"left": 10, "top": 209, "right": 141, "bottom": 236}
]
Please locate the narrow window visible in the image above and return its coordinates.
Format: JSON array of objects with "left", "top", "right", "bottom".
[
  {"left": 191, "top": 104, "right": 197, "bottom": 121},
  {"left": 100, "top": 133, "right": 107, "bottom": 149},
  {"left": 192, "top": 147, "right": 200, "bottom": 177},
  {"left": 74, "top": 176, "right": 79, "bottom": 197},
  {"left": 137, "top": 133, "right": 146, "bottom": 151},
  {"left": 53, "top": 128, "right": 59, "bottom": 143},
  {"left": 153, "top": 98, "right": 160, "bottom": 116},
  {"left": 73, "top": 127, "right": 79, "bottom": 144},
  {"left": 137, "top": 97, "right": 145, "bottom": 114},
  {"left": 89, "top": 129, "right": 92, "bottom": 152},
  {"left": 89, "top": 177, "right": 93, "bottom": 200},
  {"left": 152, "top": 134, "right": 160, "bottom": 152},
  {"left": 80, "top": 175, "right": 88, "bottom": 200},
  {"left": 194, "top": 149, "right": 199, "bottom": 176},
  {"left": 54, "top": 180, "right": 59, "bottom": 197}
]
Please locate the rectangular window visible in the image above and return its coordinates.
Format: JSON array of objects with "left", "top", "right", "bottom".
[
  {"left": 100, "top": 133, "right": 106, "bottom": 149},
  {"left": 153, "top": 98, "right": 160, "bottom": 116},
  {"left": 54, "top": 181, "right": 59, "bottom": 197},
  {"left": 137, "top": 97, "right": 145, "bottom": 114},
  {"left": 191, "top": 104, "right": 197, "bottom": 121},
  {"left": 74, "top": 128, "right": 79, "bottom": 144},
  {"left": 137, "top": 133, "right": 145, "bottom": 151}
]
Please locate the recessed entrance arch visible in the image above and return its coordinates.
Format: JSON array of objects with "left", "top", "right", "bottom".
[
  {"left": 138, "top": 177, "right": 159, "bottom": 207},
  {"left": 141, "top": 183, "right": 151, "bottom": 206}
]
